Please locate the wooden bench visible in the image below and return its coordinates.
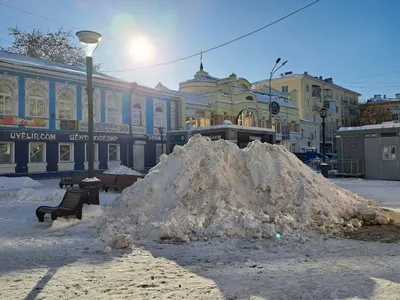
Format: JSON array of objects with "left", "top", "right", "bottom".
[
  {"left": 59, "top": 172, "right": 88, "bottom": 188},
  {"left": 103, "top": 174, "right": 144, "bottom": 193},
  {"left": 36, "top": 187, "right": 88, "bottom": 222},
  {"left": 96, "top": 173, "right": 118, "bottom": 189}
]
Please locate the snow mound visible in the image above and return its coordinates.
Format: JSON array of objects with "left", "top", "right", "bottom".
[
  {"left": 51, "top": 204, "right": 104, "bottom": 229},
  {"left": 3, "top": 188, "right": 65, "bottom": 202},
  {"left": 0, "top": 176, "right": 42, "bottom": 190},
  {"left": 104, "top": 165, "right": 143, "bottom": 176},
  {"left": 96, "top": 134, "right": 369, "bottom": 243}
]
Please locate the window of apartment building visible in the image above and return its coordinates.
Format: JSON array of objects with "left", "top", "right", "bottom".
[
  {"left": 0, "top": 87, "right": 12, "bottom": 115},
  {"left": 281, "top": 86, "right": 289, "bottom": 93},
  {"left": 336, "top": 106, "right": 339, "bottom": 114},
  {"left": 301, "top": 129, "right": 304, "bottom": 138},
  {"left": 132, "top": 103, "right": 143, "bottom": 126},
  {"left": 29, "top": 143, "right": 45, "bottom": 163},
  {"left": 59, "top": 143, "right": 73, "bottom": 162},
  {"left": 382, "top": 146, "right": 396, "bottom": 160},
  {"left": 85, "top": 143, "right": 99, "bottom": 162},
  {"left": 307, "top": 98, "right": 310, "bottom": 107},
  {"left": 108, "top": 144, "right": 120, "bottom": 161},
  {"left": 0, "top": 142, "right": 14, "bottom": 164},
  {"left": 306, "top": 84, "right": 309, "bottom": 92}
]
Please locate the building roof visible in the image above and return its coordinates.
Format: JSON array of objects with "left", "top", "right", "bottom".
[
  {"left": 251, "top": 88, "right": 296, "bottom": 109},
  {"left": 155, "top": 82, "right": 211, "bottom": 107},
  {"left": 338, "top": 122, "right": 400, "bottom": 132},
  {"left": 0, "top": 50, "right": 119, "bottom": 81},
  {"left": 252, "top": 73, "right": 362, "bottom": 96}
]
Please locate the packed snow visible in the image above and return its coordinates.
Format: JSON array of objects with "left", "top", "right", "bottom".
[
  {"left": 96, "top": 135, "right": 382, "bottom": 243},
  {"left": 0, "top": 176, "right": 42, "bottom": 189},
  {"left": 3, "top": 187, "right": 65, "bottom": 202},
  {"left": 103, "top": 165, "right": 143, "bottom": 176}
]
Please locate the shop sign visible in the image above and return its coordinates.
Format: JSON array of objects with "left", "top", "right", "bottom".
[
  {"left": 0, "top": 116, "right": 47, "bottom": 127},
  {"left": 9, "top": 132, "right": 56, "bottom": 141},
  {"left": 249, "top": 136, "right": 262, "bottom": 141},
  {"left": 78, "top": 121, "right": 130, "bottom": 134},
  {"left": 147, "top": 135, "right": 167, "bottom": 141},
  {"left": 365, "top": 133, "right": 380, "bottom": 138},
  {"left": 69, "top": 134, "right": 119, "bottom": 142}
]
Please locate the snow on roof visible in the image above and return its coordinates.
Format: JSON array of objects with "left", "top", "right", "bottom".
[
  {"left": 338, "top": 122, "right": 400, "bottom": 132},
  {"left": 170, "top": 124, "right": 275, "bottom": 133},
  {"left": 0, "top": 50, "right": 119, "bottom": 81},
  {"left": 252, "top": 89, "right": 295, "bottom": 109},
  {"left": 155, "top": 83, "right": 211, "bottom": 107}
]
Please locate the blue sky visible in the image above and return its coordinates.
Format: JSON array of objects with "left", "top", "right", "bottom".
[{"left": 0, "top": 0, "right": 399, "bottom": 100}]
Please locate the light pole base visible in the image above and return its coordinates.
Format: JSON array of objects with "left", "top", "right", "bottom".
[
  {"left": 79, "top": 177, "right": 102, "bottom": 205},
  {"left": 319, "top": 163, "right": 329, "bottom": 178}
]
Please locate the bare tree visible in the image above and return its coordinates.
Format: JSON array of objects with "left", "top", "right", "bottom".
[
  {"left": 2, "top": 27, "right": 100, "bottom": 71},
  {"left": 351, "top": 104, "right": 392, "bottom": 126}
]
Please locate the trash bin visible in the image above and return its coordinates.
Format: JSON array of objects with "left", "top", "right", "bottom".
[{"left": 319, "top": 163, "right": 329, "bottom": 178}]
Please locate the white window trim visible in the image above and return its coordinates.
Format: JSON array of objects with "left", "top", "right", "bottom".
[
  {"left": 0, "top": 91, "right": 13, "bottom": 115},
  {"left": 58, "top": 143, "right": 74, "bottom": 163},
  {"left": 28, "top": 95, "right": 46, "bottom": 118},
  {"left": 28, "top": 142, "right": 46, "bottom": 163},
  {"left": 0, "top": 141, "right": 15, "bottom": 164},
  {"left": 85, "top": 143, "right": 99, "bottom": 162},
  {"left": 108, "top": 144, "right": 120, "bottom": 161}
]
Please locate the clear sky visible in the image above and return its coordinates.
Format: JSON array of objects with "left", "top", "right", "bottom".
[{"left": 0, "top": 0, "right": 399, "bottom": 101}]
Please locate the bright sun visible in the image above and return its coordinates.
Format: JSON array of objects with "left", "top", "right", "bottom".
[{"left": 128, "top": 35, "right": 154, "bottom": 62}]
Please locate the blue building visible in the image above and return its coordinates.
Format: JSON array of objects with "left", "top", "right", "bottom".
[{"left": 0, "top": 51, "right": 184, "bottom": 176}]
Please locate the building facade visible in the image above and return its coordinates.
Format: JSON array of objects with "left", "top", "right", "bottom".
[
  {"left": 253, "top": 72, "right": 361, "bottom": 154},
  {"left": 157, "top": 65, "right": 319, "bottom": 153},
  {"left": 0, "top": 51, "right": 183, "bottom": 175}
]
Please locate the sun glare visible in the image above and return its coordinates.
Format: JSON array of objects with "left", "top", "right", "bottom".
[{"left": 128, "top": 36, "right": 154, "bottom": 62}]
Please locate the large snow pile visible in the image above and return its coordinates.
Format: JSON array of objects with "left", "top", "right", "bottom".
[
  {"left": 104, "top": 165, "right": 142, "bottom": 176},
  {"left": 96, "top": 135, "right": 372, "bottom": 243},
  {"left": 0, "top": 176, "right": 41, "bottom": 190}
]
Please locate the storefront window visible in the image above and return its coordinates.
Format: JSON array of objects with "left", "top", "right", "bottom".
[
  {"left": 29, "top": 143, "right": 45, "bottom": 163},
  {"left": 0, "top": 142, "right": 13, "bottom": 164},
  {"left": 237, "top": 110, "right": 255, "bottom": 127},
  {"left": 108, "top": 144, "right": 120, "bottom": 161},
  {"left": 59, "top": 143, "right": 73, "bottom": 162}
]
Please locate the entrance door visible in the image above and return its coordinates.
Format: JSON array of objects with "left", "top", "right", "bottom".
[{"left": 133, "top": 144, "right": 145, "bottom": 171}]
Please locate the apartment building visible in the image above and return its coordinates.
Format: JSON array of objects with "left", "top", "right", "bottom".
[{"left": 253, "top": 72, "right": 361, "bottom": 153}]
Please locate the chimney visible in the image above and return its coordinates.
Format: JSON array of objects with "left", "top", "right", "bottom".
[
  {"left": 396, "top": 93, "right": 400, "bottom": 99},
  {"left": 324, "top": 78, "right": 333, "bottom": 84},
  {"left": 319, "top": 76, "right": 323, "bottom": 80},
  {"left": 284, "top": 71, "right": 293, "bottom": 75},
  {"left": 384, "top": 94, "right": 387, "bottom": 99},
  {"left": 304, "top": 71, "right": 308, "bottom": 75}
]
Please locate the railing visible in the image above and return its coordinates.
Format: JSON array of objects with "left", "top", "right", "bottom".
[{"left": 337, "top": 159, "right": 364, "bottom": 175}]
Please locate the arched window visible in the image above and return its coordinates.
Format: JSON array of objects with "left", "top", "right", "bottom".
[
  {"left": 83, "top": 89, "right": 100, "bottom": 122},
  {"left": 58, "top": 90, "right": 74, "bottom": 119},
  {"left": 237, "top": 109, "right": 255, "bottom": 127},
  {"left": 132, "top": 103, "right": 143, "bottom": 125},
  {"left": 154, "top": 106, "right": 164, "bottom": 127},
  {"left": 0, "top": 85, "right": 12, "bottom": 115}
]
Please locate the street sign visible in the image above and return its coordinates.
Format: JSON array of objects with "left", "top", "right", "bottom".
[{"left": 270, "top": 101, "right": 280, "bottom": 115}]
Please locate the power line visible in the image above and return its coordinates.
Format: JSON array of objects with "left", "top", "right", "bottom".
[
  {"left": 0, "top": 2, "right": 80, "bottom": 30},
  {"left": 102, "top": 0, "right": 321, "bottom": 72}
]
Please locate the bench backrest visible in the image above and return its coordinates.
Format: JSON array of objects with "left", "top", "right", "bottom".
[
  {"left": 114, "top": 175, "right": 138, "bottom": 186},
  {"left": 96, "top": 174, "right": 117, "bottom": 185},
  {"left": 60, "top": 188, "right": 86, "bottom": 209},
  {"left": 71, "top": 172, "right": 89, "bottom": 183}
]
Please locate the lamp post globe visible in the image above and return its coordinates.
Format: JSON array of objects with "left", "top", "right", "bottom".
[
  {"left": 76, "top": 31, "right": 102, "bottom": 57},
  {"left": 319, "top": 107, "right": 327, "bottom": 119},
  {"left": 77, "top": 30, "right": 102, "bottom": 204}
]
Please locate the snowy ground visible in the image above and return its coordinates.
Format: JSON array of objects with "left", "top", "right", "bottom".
[{"left": 0, "top": 178, "right": 399, "bottom": 300}]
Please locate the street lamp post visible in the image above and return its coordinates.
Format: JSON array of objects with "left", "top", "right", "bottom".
[
  {"left": 319, "top": 106, "right": 329, "bottom": 178},
  {"left": 269, "top": 58, "right": 287, "bottom": 128},
  {"left": 158, "top": 126, "right": 165, "bottom": 154},
  {"left": 76, "top": 30, "right": 102, "bottom": 204}
]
